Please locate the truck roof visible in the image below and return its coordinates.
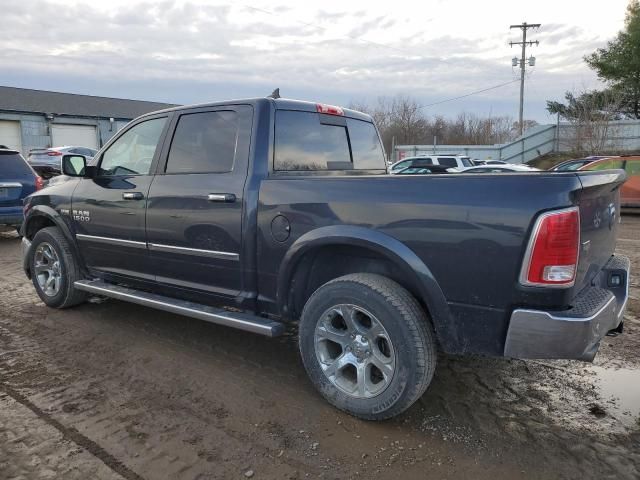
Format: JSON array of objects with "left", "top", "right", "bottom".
[{"left": 139, "top": 97, "right": 372, "bottom": 122}]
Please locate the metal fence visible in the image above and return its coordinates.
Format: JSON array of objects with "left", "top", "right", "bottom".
[{"left": 395, "top": 120, "right": 640, "bottom": 164}]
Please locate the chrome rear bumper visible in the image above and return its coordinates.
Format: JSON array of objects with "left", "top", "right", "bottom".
[{"left": 504, "top": 255, "right": 629, "bottom": 362}]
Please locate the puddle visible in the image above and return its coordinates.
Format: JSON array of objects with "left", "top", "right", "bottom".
[{"left": 590, "top": 365, "right": 640, "bottom": 427}]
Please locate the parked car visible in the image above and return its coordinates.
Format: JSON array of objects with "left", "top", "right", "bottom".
[
  {"left": 396, "top": 162, "right": 456, "bottom": 175},
  {"left": 390, "top": 154, "right": 473, "bottom": 173},
  {"left": 472, "top": 160, "right": 508, "bottom": 166},
  {"left": 549, "top": 156, "right": 612, "bottom": 172},
  {"left": 579, "top": 156, "right": 640, "bottom": 208},
  {"left": 1, "top": 148, "right": 44, "bottom": 233},
  {"left": 20, "top": 97, "right": 629, "bottom": 420},
  {"left": 460, "top": 164, "right": 541, "bottom": 173},
  {"left": 28, "top": 146, "right": 97, "bottom": 178}
]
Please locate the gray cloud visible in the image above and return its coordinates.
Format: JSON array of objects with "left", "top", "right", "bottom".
[{"left": 0, "top": 0, "right": 610, "bottom": 122}]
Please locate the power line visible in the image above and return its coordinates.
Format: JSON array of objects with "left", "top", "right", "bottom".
[{"left": 418, "top": 80, "right": 520, "bottom": 109}]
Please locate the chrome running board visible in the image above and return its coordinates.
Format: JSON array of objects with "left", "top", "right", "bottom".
[{"left": 74, "top": 279, "right": 285, "bottom": 337}]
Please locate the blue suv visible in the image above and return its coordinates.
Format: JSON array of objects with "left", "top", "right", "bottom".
[{"left": 0, "top": 148, "right": 43, "bottom": 233}]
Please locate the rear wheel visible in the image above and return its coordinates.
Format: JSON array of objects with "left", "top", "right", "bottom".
[
  {"left": 298, "top": 273, "right": 437, "bottom": 420},
  {"left": 30, "top": 227, "right": 87, "bottom": 308}
]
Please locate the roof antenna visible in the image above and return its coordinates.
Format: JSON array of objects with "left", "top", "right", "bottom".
[{"left": 268, "top": 88, "right": 280, "bottom": 99}]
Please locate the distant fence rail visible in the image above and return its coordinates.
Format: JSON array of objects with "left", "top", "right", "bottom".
[{"left": 395, "top": 120, "right": 640, "bottom": 164}]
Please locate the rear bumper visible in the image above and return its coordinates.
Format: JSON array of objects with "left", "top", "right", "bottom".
[
  {"left": 0, "top": 207, "right": 23, "bottom": 226},
  {"left": 504, "top": 254, "right": 630, "bottom": 362}
]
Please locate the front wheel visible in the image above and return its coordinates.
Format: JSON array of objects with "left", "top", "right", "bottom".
[
  {"left": 29, "top": 227, "right": 87, "bottom": 308},
  {"left": 298, "top": 273, "right": 437, "bottom": 420}
]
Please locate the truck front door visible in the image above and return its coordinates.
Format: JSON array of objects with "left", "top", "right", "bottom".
[
  {"left": 145, "top": 106, "right": 253, "bottom": 302},
  {"left": 71, "top": 115, "right": 169, "bottom": 281}
]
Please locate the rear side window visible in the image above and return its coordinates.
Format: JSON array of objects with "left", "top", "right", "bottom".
[
  {"left": 0, "top": 153, "right": 32, "bottom": 177},
  {"left": 437, "top": 157, "right": 457, "bottom": 167},
  {"left": 411, "top": 158, "right": 434, "bottom": 167},
  {"left": 166, "top": 111, "right": 239, "bottom": 174},
  {"left": 274, "top": 111, "right": 385, "bottom": 171}
]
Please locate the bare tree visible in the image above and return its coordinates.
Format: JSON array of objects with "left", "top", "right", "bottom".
[{"left": 350, "top": 95, "right": 535, "bottom": 156}]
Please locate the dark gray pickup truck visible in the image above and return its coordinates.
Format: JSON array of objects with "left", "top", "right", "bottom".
[{"left": 20, "top": 97, "right": 629, "bottom": 419}]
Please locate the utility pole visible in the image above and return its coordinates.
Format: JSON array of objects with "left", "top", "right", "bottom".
[{"left": 510, "top": 22, "right": 540, "bottom": 137}]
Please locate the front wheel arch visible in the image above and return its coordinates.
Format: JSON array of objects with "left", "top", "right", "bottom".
[{"left": 23, "top": 208, "right": 86, "bottom": 278}]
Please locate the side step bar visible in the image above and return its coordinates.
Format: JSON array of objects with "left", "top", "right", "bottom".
[{"left": 74, "top": 279, "right": 285, "bottom": 337}]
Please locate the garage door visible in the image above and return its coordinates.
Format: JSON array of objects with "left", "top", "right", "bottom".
[
  {"left": 51, "top": 124, "right": 98, "bottom": 150},
  {"left": 0, "top": 120, "right": 23, "bottom": 153}
]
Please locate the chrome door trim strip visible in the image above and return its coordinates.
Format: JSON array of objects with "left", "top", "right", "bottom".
[
  {"left": 148, "top": 242, "right": 239, "bottom": 261},
  {"left": 75, "top": 234, "right": 148, "bottom": 248}
]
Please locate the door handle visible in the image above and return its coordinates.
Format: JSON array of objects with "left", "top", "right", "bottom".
[
  {"left": 207, "top": 193, "right": 236, "bottom": 203},
  {"left": 123, "top": 192, "right": 144, "bottom": 200}
]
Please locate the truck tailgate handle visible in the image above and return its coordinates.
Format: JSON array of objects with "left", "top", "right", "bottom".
[
  {"left": 208, "top": 193, "right": 236, "bottom": 203},
  {"left": 122, "top": 192, "right": 144, "bottom": 200}
]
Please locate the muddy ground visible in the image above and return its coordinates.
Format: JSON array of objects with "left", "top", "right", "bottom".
[{"left": 1, "top": 217, "right": 639, "bottom": 480}]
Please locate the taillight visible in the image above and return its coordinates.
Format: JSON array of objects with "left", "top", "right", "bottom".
[
  {"left": 35, "top": 176, "right": 44, "bottom": 190},
  {"left": 520, "top": 207, "right": 580, "bottom": 287},
  {"left": 316, "top": 103, "right": 344, "bottom": 116},
  {"left": 47, "top": 151, "right": 62, "bottom": 156}
]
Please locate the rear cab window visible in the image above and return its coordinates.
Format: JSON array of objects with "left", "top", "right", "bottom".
[{"left": 274, "top": 110, "right": 386, "bottom": 172}]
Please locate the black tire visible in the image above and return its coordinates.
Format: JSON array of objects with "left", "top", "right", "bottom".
[
  {"left": 298, "top": 273, "right": 437, "bottom": 420},
  {"left": 30, "top": 227, "right": 87, "bottom": 308}
]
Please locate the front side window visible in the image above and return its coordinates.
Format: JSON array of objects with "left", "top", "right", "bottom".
[
  {"left": 166, "top": 111, "right": 238, "bottom": 174},
  {"left": 275, "top": 111, "right": 350, "bottom": 171},
  {"left": 99, "top": 117, "right": 166, "bottom": 176}
]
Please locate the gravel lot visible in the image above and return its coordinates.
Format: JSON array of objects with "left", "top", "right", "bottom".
[{"left": 1, "top": 216, "right": 639, "bottom": 480}]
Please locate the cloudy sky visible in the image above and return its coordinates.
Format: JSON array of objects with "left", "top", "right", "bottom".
[{"left": 1, "top": 0, "right": 631, "bottom": 122}]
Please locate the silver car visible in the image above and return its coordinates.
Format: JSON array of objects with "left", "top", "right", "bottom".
[{"left": 27, "top": 146, "right": 97, "bottom": 178}]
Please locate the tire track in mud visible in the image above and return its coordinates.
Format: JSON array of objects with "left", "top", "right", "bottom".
[{"left": 0, "top": 380, "right": 144, "bottom": 480}]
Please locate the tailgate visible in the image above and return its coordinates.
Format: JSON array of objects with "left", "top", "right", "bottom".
[
  {"left": 0, "top": 181, "right": 24, "bottom": 207},
  {"left": 574, "top": 170, "right": 627, "bottom": 291}
]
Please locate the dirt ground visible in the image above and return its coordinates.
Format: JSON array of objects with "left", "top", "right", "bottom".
[{"left": 1, "top": 217, "right": 639, "bottom": 480}]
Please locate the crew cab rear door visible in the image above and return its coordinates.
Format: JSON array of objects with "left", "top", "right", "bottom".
[
  {"left": 145, "top": 105, "right": 253, "bottom": 302},
  {"left": 71, "top": 115, "right": 169, "bottom": 281}
]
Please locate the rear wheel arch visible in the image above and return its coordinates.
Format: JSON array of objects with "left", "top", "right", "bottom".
[{"left": 277, "top": 226, "right": 455, "bottom": 348}]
